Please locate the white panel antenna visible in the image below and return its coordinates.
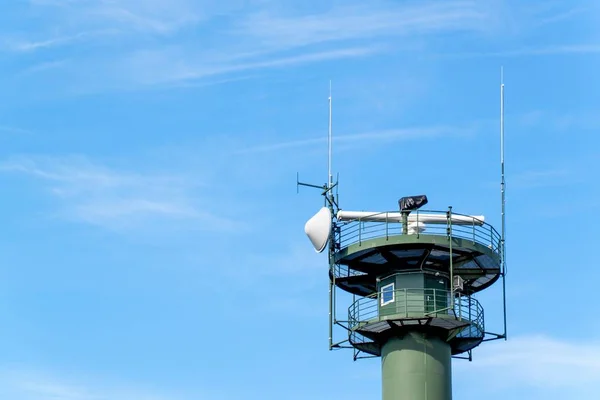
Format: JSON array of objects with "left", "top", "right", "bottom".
[{"left": 305, "top": 207, "right": 332, "bottom": 253}]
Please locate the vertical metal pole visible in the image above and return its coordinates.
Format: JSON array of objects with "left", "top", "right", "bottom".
[
  {"left": 448, "top": 207, "right": 454, "bottom": 299},
  {"left": 386, "top": 212, "right": 389, "bottom": 240},
  {"left": 500, "top": 67, "right": 506, "bottom": 274},
  {"left": 328, "top": 200, "right": 335, "bottom": 349},
  {"left": 359, "top": 220, "right": 362, "bottom": 245},
  {"left": 331, "top": 219, "right": 337, "bottom": 333},
  {"left": 500, "top": 67, "right": 508, "bottom": 341},
  {"left": 336, "top": 173, "right": 339, "bottom": 206},
  {"left": 377, "top": 288, "right": 381, "bottom": 321},
  {"left": 329, "top": 261, "right": 333, "bottom": 349},
  {"left": 469, "top": 296, "right": 472, "bottom": 323},
  {"left": 333, "top": 262, "right": 337, "bottom": 325},
  {"left": 328, "top": 81, "right": 333, "bottom": 190}
]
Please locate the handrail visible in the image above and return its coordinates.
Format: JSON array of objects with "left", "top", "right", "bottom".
[
  {"left": 335, "top": 209, "right": 501, "bottom": 256},
  {"left": 348, "top": 288, "right": 485, "bottom": 334}
]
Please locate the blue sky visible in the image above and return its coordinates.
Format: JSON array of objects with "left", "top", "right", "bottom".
[{"left": 0, "top": 0, "right": 598, "bottom": 399}]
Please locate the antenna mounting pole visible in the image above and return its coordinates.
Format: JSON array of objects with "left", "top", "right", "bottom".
[
  {"left": 328, "top": 80, "right": 333, "bottom": 192},
  {"left": 296, "top": 81, "right": 339, "bottom": 210},
  {"left": 500, "top": 67, "right": 506, "bottom": 270},
  {"left": 500, "top": 66, "right": 507, "bottom": 341}
]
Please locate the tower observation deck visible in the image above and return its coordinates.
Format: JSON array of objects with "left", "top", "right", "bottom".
[
  {"left": 299, "top": 76, "right": 507, "bottom": 400},
  {"left": 333, "top": 208, "right": 500, "bottom": 360},
  {"left": 302, "top": 203, "right": 507, "bottom": 400}
]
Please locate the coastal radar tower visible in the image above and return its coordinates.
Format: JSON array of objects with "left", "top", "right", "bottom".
[{"left": 298, "top": 77, "right": 508, "bottom": 400}]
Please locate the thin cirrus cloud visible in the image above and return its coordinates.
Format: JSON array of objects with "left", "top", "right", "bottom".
[
  {"left": 3, "top": 0, "right": 498, "bottom": 89},
  {"left": 0, "top": 1, "right": 206, "bottom": 55},
  {"left": 3, "top": 0, "right": 594, "bottom": 88},
  {"left": 443, "top": 43, "right": 600, "bottom": 58},
  {"left": 1, "top": 30, "right": 115, "bottom": 53},
  {"left": 233, "top": 124, "right": 476, "bottom": 154},
  {"left": 509, "top": 169, "right": 573, "bottom": 189},
  {"left": 25, "top": 0, "right": 490, "bottom": 46},
  {"left": 0, "top": 125, "right": 33, "bottom": 135},
  {"left": 455, "top": 334, "right": 600, "bottom": 397},
  {"left": 119, "top": 45, "right": 384, "bottom": 87},
  {"left": 233, "top": 1, "right": 489, "bottom": 49},
  {"left": 0, "top": 367, "right": 196, "bottom": 400},
  {"left": 0, "top": 155, "right": 239, "bottom": 233},
  {"left": 27, "top": 0, "right": 206, "bottom": 35}
]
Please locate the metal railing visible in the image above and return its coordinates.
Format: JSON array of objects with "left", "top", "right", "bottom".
[
  {"left": 335, "top": 210, "right": 501, "bottom": 256},
  {"left": 331, "top": 263, "right": 367, "bottom": 279},
  {"left": 348, "top": 288, "right": 484, "bottom": 335}
]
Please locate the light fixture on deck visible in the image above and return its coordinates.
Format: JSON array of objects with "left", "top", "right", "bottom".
[
  {"left": 399, "top": 195, "right": 428, "bottom": 235},
  {"left": 453, "top": 275, "right": 465, "bottom": 292},
  {"left": 398, "top": 195, "right": 428, "bottom": 214}
]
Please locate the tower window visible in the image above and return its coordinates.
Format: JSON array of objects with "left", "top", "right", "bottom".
[{"left": 381, "top": 283, "right": 395, "bottom": 306}]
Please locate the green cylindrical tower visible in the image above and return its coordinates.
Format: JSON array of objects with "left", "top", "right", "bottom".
[{"left": 382, "top": 333, "right": 451, "bottom": 400}]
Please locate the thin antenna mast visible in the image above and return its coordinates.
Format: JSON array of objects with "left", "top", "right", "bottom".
[
  {"left": 500, "top": 66, "right": 507, "bottom": 341},
  {"left": 328, "top": 81, "right": 333, "bottom": 191},
  {"left": 296, "top": 81, "right": 339, "bottom": 209},
  {"left": 500, "top": 68, "right": 506, "bottom": 270}
]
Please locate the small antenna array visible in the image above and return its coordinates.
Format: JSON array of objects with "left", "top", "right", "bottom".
[{"left": 298, "top": 81, "right": 339, "bottom": 253}]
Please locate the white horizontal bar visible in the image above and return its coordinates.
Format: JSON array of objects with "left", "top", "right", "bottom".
[{"left": 336, "top": 211, "right": 485, "bottom": 226}]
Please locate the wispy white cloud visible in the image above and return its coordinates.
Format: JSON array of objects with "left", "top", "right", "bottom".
[
  {"left": 515, "top": 110, "right": 545, "bottom": 127},
  {"left": 536, "top": 5, "right": 590, "bottom": 26},
  {"left": 211, "top": 241, "right": 326, "bottom": 317},
  {"left": 4, "top": 0, "right": 594, "bottom": 91},
  {"left": 1, "top": 30, "right": 115, "bottom": 52},
  {"left": 1, "top": 1, "right": 207, "bottom": 55},
  {"left": 0, "top": 367, "right": 200, "bottom": 400},
  {"left": 3, "top": 0, "right": 499, "bottom": 90},
  {"left": 510, "top": 169, "right": 572, "bottom": 189},
  {"left": 16, "top": 59, "right": 69, "bottom": 76},
  {"left": 0, "top": 125, "right": 33, "bottom": 135},
  {"left": 550, "top": 109, "right": 600, "bottom": 130},
  {"left": 0, "top": 155, "right": 239, "bottom": 233},
  {"left": 118, "top": 45, "right": 384, "bottom": 87},
  {"left": 456, "top": 335, "right": 600, "bottom": 397},
  {"left": 28, "top": 0, "right": 208, "bottom": 36},
  {"left": 231, "top": 243, "right": 324, "bottom": 282},
  {"left": 234, "top": 1, "right": 489, "bottom": 50},
  {"left": 234, "top": 124, "right": 476, "bottom": 154},
  {"left": 512, "top": 109, "right": 600, "bottom": 132},
  {"left": 116, "top": 1, "right": 493, "bottom": 87},
  {"left": 447, "top": 43, "right": 600, "bottom": 58}
]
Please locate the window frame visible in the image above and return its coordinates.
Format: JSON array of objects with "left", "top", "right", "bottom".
[{"left": 380, "top": 282, "right": 395, "bottom": 306}]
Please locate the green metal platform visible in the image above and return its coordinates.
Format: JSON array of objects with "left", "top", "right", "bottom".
[{"left": 331, "top": 210, "right": 501, "bottom": 297}]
